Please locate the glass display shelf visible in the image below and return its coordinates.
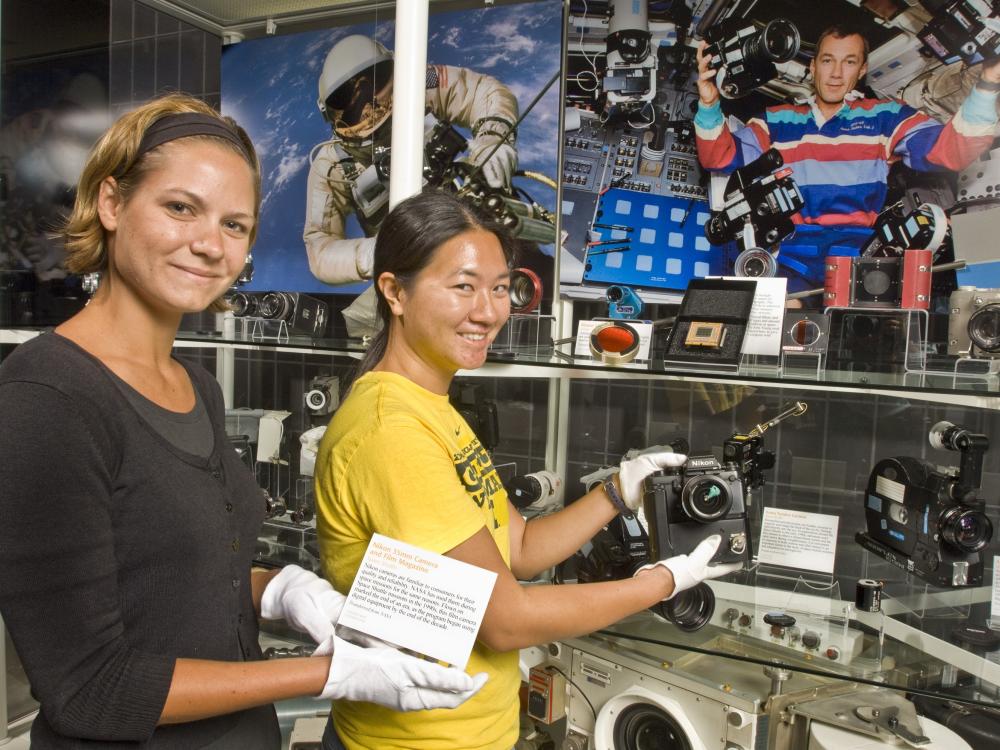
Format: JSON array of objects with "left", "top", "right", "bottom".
[
  {"left": 3, "top": 326, "right": 997, "bottom": 405},
  {"left": 596, "top": 579, "right": 1000, "bottom": 711}
]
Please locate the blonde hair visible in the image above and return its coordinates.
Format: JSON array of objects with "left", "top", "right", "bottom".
[{"left": 63, "top": 94, "right": 261, "bottom": 312}]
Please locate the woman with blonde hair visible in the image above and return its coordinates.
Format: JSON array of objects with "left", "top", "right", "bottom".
[{"left": 0, "top": 94, "right": 482, "bottom": 749}]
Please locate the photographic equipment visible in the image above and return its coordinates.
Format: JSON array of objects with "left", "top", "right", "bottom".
[
  {"left": 505, "top": 470, "right": 563, "bottom": 514},
  {"left": 509, "top": 267, "right": 542, "bottom": 314},
  {"left": 449, "top": 381, "right": 499, "bottom": 452},
  {"left": 918, "top": 0, "right": 1000, "bottom": 64},
  {"left": 949, "top": 287, "right": 1000, "bottom": 358},
  {"left": 823, "top": 250, "right": 932, "bottom": 310},
  {"left": 304, "top": 375, "right": 339, "bottom": 416},
  {"left": 227, "top": 291, "right": 258, "bottom": 317},
  {"left": 258, "top": 292, "right": 329, "bottom": 337},
  {"left": 606, "top": 284, "right": 643, "bottom": 319},
  {"left": 781, "top": 312, "right": 831, "bottom": 357},
  {"left": 663, "top": 278, "right": 757, "bottom": 367},
  {"left": 857, "top": 420, "right": 993, "bottom": 587},
  {"left": 589, "top": 321, "right": 641, "bottom": 364},
  {"left": 860, "top": 202, "right": 948, "bottom": 258},
  {"left": 705, "top": 149, "right": 804, "bottom": 274},
  {"left": 704, "top": 18, "right": 801, "bottom": 98},
  {"left": 602, "top": 0, "right": 657, "bottom": 112},
  {"left": 855, "top": 579, "right": 884, "bottom": 613}
]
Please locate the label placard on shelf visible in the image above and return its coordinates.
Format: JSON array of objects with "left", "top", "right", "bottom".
[{"left": 757, "top": 507, "right": 839, "bottom": 575}]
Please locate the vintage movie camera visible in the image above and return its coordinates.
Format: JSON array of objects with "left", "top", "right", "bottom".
[
  {"left": 860, "top": 202, "right": 948, "bottom": 259},
  {"left": 226, "top": 291, "right": 329, "bottom": 337},
  {"left": 948, "top": 287, "right": 1000, "bottom": 358},
  {"left": 703, "top": 18, "right": 800, "bottom": 98},
  {"left": 823, "top": 250, "right": 932, "bottom": 310},
  {"left": 705, "top": 149, "right": 804, "bottom": 278},
  {"left": 857, "top": 421, "right": 994, "bottom": 587},
  {"left": 918, "top": 0, "right": 1000, "bottom": 64}
]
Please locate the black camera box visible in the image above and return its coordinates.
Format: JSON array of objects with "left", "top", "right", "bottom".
[{"left": 664, "top": 279, "right": 757, "bottom": 367}]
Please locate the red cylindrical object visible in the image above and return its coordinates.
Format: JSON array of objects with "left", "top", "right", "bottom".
[
  {"left": 823, "top": 256, "right": 853, "bottom": 308},
  {"left": 900, "top": 248, "right": 932, "bottom": 310}
]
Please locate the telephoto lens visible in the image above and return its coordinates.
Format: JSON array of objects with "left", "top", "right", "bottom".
[
  {"left": 754, "top": 18, "right": 800, "bottom": 64},
  {"left": 654, "top": 582, "right": 716, "bottom": 632},
  {"left": 259, "top": 292, "right": 295, "bottom": 321}
]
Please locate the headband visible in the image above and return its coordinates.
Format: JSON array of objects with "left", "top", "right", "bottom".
[{"left": 134, "top": 112, "right": 252, "bottom": 162}]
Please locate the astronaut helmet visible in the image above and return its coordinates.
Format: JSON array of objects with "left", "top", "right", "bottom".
[{"left": 317, "top": 34, "right": 394, "bottom": 143}]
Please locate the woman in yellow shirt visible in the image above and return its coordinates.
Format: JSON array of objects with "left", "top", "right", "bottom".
[{"left": 315, "top": 189, "right": 739, "bottom": 750}]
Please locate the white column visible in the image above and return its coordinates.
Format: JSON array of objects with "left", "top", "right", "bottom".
[{"left": 389, "top": 0, "right": 430, "bottom": 209}]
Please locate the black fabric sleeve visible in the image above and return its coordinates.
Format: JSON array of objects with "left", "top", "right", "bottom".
[{"left": 0, "top": 381, "right": 175, "bottom": 741}]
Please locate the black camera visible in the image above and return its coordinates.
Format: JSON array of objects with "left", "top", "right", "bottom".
[
  {"left": 918, "top": 1, "right": 1000, "bottom": 65},
  {"left": 260, "top": 292, "right": 329, "bottom": 337},
  {"left": 857, "top": 421, "right": 994, "bottom": 587},
  {"left": 449, "top": 381, "right": 499, "bottom": 452},
  {"left": 704, "top": 18, "right": 800, "bottom": 98},
  {"left": 705, "top": 149, "right": 804, "bottom": 276},
  {"left": 642, "top": 455, "right": 751, "bottom": 567}
]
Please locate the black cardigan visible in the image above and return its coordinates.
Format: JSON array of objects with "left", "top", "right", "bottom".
[{"left": 0, "top": 333, "right": 279, "bottom": 748}]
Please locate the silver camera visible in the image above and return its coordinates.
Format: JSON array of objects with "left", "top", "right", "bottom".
[
  {"left": 304, "top": 375, "right": 340, "bottom": 416},
  {"left": 948, "top": 286, "right": 1000, "bottom": 358}
]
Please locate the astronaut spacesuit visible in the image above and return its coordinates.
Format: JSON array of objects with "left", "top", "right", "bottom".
[{"left": 303, "top": 35, "right": 520, "bottom": 295}]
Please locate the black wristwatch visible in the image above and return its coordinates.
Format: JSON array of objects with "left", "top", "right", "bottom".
[
  {"left": 603, "top": 477, "right": 633, "bottom": 518},
  {"left": 976, "top": 78, "right": 1000, "bottom": 93}
]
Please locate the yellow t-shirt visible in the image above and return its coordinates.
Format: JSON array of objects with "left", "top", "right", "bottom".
[{"left": 315, "top": 371, "right": 518, "bottom": 750}]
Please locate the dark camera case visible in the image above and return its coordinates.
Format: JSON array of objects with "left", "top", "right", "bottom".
[{"left": 664, "top": 279, "right": 757, "bottom": 367}]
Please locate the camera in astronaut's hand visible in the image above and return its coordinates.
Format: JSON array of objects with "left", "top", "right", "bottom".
[
  {"left": 948, "top": 287, "right": 1000, "bottom": 358},
  {"left": 918, "top": 0, "right": 1000, "bottom": 65},
  {"left": 705, "top": 149, "right": 804, "bottom": 266},
  {"left": 857, "top": 421, "right": 993, "bottom": 587},
  {"left": 642, "top": 456, "right": 751, "bottom": 567},
  {"left": 703, "top": 18, "right": 800, "bottom": 98}
]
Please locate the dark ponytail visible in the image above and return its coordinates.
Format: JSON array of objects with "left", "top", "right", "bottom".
[{"left": 351, "top": 189, "right": 513, "bottom": 384}]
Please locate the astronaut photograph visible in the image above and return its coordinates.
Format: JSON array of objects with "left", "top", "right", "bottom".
[
  {"left": 221, "top": 0, "right": 562, "bottom": 333},
  {"left": 562, "top": 0, "right": 1000, "bottom": 299}
]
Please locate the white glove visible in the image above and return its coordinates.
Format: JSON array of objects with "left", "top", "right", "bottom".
[
  {"left": 260, "top": 565, "right": 346, "bottom": 646},
  {"left": 468, "top": 138, "right": 517, "bottom": 189},
  {"left": 617, "top": 451, "right": 688, "bottom": 511},
  {"left": 316, "top": 635, "right": 489, "bottom": 711},
  {"left": 635, "top": 535, "right": 743, "bottom": 600}
]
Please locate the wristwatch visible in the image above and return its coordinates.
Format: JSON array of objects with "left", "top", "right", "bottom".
[
  {"left": 976, "top": 77, "right": 1000, "bottom": 93},
  {"left": 603, "top": 476, "right": 633, "bottom": 518}
]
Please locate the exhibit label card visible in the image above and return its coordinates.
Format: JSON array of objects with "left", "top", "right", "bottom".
[
  {"left": 757, "top": 507, "right": 839, "bottom": 574},
  {"left": 336, "top": 534, "right": 497, "bottom": 670},
  {"left": 723, "top": 276, "right": 787, "bottom": 356}
]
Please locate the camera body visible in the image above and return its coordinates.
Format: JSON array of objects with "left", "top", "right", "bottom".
[
  {"left": 304, "top": 375, "right": 340, "bottom": 416},
  {"left": 857, "top": 422, "right": 993, "bottom": 588},
  {"left": 705, "top": 149, "right": 804, "bottom": 255},
  {"left": 948, "top": 286, "right": 1000, "bottom": 358},
  {"left": 823, "top": 250, "right": 932, "bottom": 310},
  {"left": 229, "top": 291, "right": 328, "bottom": 337},
  {"left": 918, "top": 0, "right": 1000, "bottom": 65},
  {"left": 704, "top": 18, "right": 800, "bottom": 99},
  {"left": 641, "top": 455, "right": 751, "bottom": 567}
]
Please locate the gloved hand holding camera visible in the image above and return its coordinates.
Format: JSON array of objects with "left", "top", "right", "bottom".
[
  {"left": 314, "top": 634, "right": 489, "bottom": 711},
  {"left": 260, "top": 564, "right": 346, "bottom": 645},
  {"left": 617, "top": 451, "right": 689, "bottom": 512},
  {"left": 635, "top": 534, "right": 743, "bottom": 600}
]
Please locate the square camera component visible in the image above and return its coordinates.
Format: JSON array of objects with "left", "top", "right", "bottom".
[
  {"left": 781, "top": 313, "right": 830, "bottom": 355},
  {"left": 684, "top": 321, "right": 726, "bottom": 348}
]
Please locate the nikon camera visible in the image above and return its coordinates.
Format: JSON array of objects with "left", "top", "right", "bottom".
[{"left": 641, "top": 455, "right": 751, "bottom": 566}]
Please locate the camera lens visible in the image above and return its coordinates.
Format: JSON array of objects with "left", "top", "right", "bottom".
[
  {"left": 613, "top": 703, "right": 693, "bottom": 750},
  {"left": 227, "top": 292, "right": 256, "bottom": 317},
  {"left": 681, "top": 475, "right": 733, "bottom": 522},
  {"left": 655, "top": 581, "right": 716, "bottom": 632},
  {"left": 735, "top": 248, "right": 777, "bottom": 278},
  {"left": 509, "top": 267, "right": 542, "bottom": 314},
  {"left": 759, "top": 18, "right": 800, "bottom": 63},
  {"left": 789, "top": 319, "right": 820, "bottom": 346},
  {"left": 260, "top": 292, "right": 293, "bottom": 321},
  {"left": 968, "top": 304, "right": 1000, "bottom": 353},
  {"left": 941, "top": 507, "right": 993, "bottom": 553}
]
